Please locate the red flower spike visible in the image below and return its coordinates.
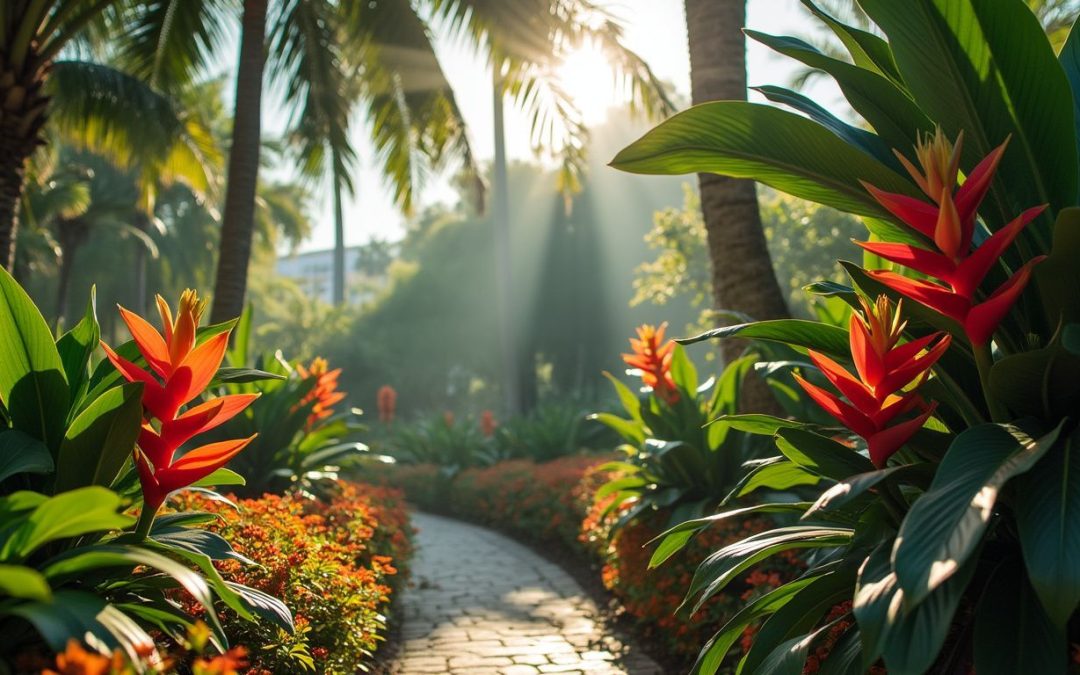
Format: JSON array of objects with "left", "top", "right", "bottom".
[
  {"left": 795, "top": 296, "right": 949, "bottom": 467},
  {"left": 296, "top": 357, "right": 347, "bottom": 429},
  {"left": 102, "top": 290, "right": 257, "bottom": 520},
  {"left": 861, "top": 129, "right": 1044, "bottom": 345},
  {"left": 621, "top": 323, "right": 679, "bottom": 405}
]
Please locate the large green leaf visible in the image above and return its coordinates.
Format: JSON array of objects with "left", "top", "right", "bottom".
[
  {"left": 681, "top": 320, "right": 850, "bottom": 358},
  {"left": 776, "top": 428, "right": 874, "bottom": 481},
  {"left": 854, "top": 543, "right": 976, "bottom": 674},
  {"left": 973, "top": 559, "right": 1064, "bottom": 675},
  {"left": 731, "top": 459, "right": 821, "bottom": 499},
  {"left": 0, "top": 564, "right": 51, "bottom": 601},
  {"left": 610, "top": 101, "right": 917, "bottom": 217},
  {"left": 801, "top": 0, "right": 902, "bottom": 82},
  {"left": 687, "top": 526, "right": 853, "bottom": 613},
  {"left": 0, "top": 487, "right": 133, "bottom": 560},
  {"left": 7, "top": 589, "right": 154, "bottom": 661},
  {"left": 55, "top": 288, "right": 99, "bottom": 420},
  {"left": 1034, "top": 207, "right": 1080, "bottom": 326},
  {"left": 0, "top": 429, "right": 54, "bottom": 484},
  {"left": 893, "top": 423, "right": 1062, "bottom": 608},
  {"left": 745, "top": 31, "right": 930, "bottom": 152},
  {"left": 0, "top": 266, "right": 69, "bottom": 452},
  {"left": 1013, "top": 426, "right": 1080, "bottom": 627},
  {"left": 1060, "top": 17, "right": 1080, "bottom": 179},
  {"left": 53, "top": 383, "right": 144, "bottom": 493},
  {"left": 858, "top": 0, "right": 1077, "bottom": 242}
]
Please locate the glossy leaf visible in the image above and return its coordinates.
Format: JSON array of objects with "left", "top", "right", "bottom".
[
  {"left": 55, "top": 288, "right": 99, "bottom": 418},
  {"left": 0, "top": 266, "right": 69, "bottom": 452},
  {"left": 53, "top": 383, "right": 144, "bottom": 493},
  {"left": 732, "top": 459, "right": 822, "bottom": 499},
  {"left": 973, "top": 559, "right": 1064, "bottom": 675},
  {"left": 610, "top": 102, "right": 917, "bottom": 217},
  {"left": 708, "top": 414, "right": 804, "bottom": 436},
  {"left": 0, "top": 564, "right": 51, "bottom": 601},
  {"left": 1, "top": 487, "right": 132, "bottom": 560},
  {"left": 681, "top": 319, "right": 850, "bottom": 358},
  {"left": 776, "top": 428, "right": 874, "bottom": 481},
  {"left": 0, "top": 429, "right": 54, "bottom": 484},
  {"left": 894, "top": 423, "right": 1062, "bottom": 608},
  {"left": 801, "top": 0, "right": 902, "bottom": 82}
]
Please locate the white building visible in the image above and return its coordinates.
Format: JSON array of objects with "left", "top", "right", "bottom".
[{"left": 275, "top": 245, "right": 389, "bottom": 305}]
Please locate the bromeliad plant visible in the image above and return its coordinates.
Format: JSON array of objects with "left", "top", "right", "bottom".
[
  {"left": 612, "top": 1, "right": 1080, "bottom": 672},
  {"left": 0, "top": 278, "right": 291, "bottom": 667}
]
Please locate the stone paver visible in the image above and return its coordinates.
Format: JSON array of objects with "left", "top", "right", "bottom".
[{"left": 392, "top": 513, "right": 663, "bottom": 675}]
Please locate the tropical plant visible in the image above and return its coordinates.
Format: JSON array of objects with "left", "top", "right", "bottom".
[
  {"left": 613, "top": 1, "right": 1080, "bottom": 672},
  {"left": 382, "top": 411, "right": 495, "bottom": 472},
  {"left": 0, "top": 275, "right": 291, "bottom": 666},
  {"left": 493, "top": 400, "right": 607, "bottom": 462}
]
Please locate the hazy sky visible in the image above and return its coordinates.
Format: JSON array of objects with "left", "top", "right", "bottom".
[{"left": 269, "top": 0, "right": 834, "bottom": 253}]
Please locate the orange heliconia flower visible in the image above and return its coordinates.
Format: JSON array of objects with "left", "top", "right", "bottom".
[
  {"left": 44, "top": 640, "right": 130, "bottom": 675},
  {"left": 793, "top": 296, "right": 950, "bottom": 467},
  {"left": 296, "top": 357, "right": 345, "bottom": 428},
  {"left": 622, "top": 322, "right": 679, "bottom": 404},
  {"left": 377, "top": 385, "right": 397, "bottom": 424},
  {"left": 480, "top": 409, "right": 497, "bottom": 437},
  {"left": 101, "top": 290, "right": 257, "bottom": 515}
]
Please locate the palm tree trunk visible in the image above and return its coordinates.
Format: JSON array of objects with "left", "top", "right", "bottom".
[
  {"left": 211, "top": 0, "right": 268, "bottom": 324},
  {"left": 332, "top": 154, "right": 346, "bottom": 305},
  {"left": 685, "top": 0, "right": 789, "bottom": 413},
  {"left": 0, "top": 70, "right": 48, "bottom": 272}
]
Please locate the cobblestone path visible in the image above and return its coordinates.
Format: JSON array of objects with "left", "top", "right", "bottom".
[{"left": 391, "top": 512, "right": 664, "bottom": 675}]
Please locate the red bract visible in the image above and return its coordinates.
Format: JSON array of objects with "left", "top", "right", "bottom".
[
  {"left": 101, "top": 290, "right": 257, "bottom": 515},
  {"left": 376, "top": 385, "right": 397, "bottom": 424},
  {"left": 858, "top": 129, "right": 1046, "bottom": 345},
  {"left": 622, "top": 322, "right": 679, "bottom": 404},
  {"left": 296, "top": 357, "right": 345, "bottom": 428},
  {"left": 793, "top": 296, "right": 950, "bottom": 467}
]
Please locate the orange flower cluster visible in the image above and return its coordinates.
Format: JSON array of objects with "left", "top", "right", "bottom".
[
  {"left": 480, "top": 409, "right": 497, "bottom": 437},
  {"left": 622, "top": 323, "right": 679, "bottom": 404},
  {"left": 376, "top": 385, "right": 397, "bottom": 424},
  {"left": 102, "top": 290, "right": 257, "bottom": 518},
  {"left": 43, "top": 641, "right": 130, "bottom": 675},
  {"left": 296, "top": 357, "right": 345, "bottom": 428},
  {"left": 171, "top": 482, "right": 412, "bottom": 674}
]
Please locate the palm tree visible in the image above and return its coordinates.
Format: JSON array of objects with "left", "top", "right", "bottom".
[{"left": 683, "top": 0, "right": 790, "bottom": 343}]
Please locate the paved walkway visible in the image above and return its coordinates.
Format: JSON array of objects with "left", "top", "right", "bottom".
[{"left": 392, "top": 513, "right": 664, "bottom": 675}]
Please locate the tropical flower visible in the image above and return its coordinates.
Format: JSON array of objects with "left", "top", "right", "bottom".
[
  {"left": 793, "top": 295, "right": 950, "bottom": 467},
  {"left": 376, "top": 385, "right": 397, "bottom": 424},
  {"left": 296, "top": 357, "right": 345, "bottom": 428},
  {"left": 101, "top": 290, "right": 257, "bottom": 518},
  {"left": 858, "top": 129, "right": 1046, "bottom": 345},
  {"left": 622, "top": 322, "right": 679, "bottom": 404},
  {"left": 480, "top": 409, "right": 497, "bottom": 437}
]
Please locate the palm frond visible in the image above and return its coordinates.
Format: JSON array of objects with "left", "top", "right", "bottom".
[{"left": 113, "top": 0, "right": 228, "bottom": 91}]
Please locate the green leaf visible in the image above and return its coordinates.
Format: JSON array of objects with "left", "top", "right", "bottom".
[
  {"left": 973, "top": 559, "right": 1064, "bottom": 675},
  {"left": 588, "top": 412, "right": 645, "bottom": 445},
  {"left": 1035, "top": 207, "right": 1080, "bottom": 325},
  {"left": 752, "top": 621, "right": 839, "bottom": 675},
  {"left": 686, "top": 526, "right": 853, "bottom": 614},
  {"left": 1060, "top": 17, "right": 1080, "bottom": 179},
  {"left": 732, "top": 459, "right": 821, "bottom": 499},
  {"left": 6, "top": 590, "right": 108, "bottom": 651},
  {"left": 55, "top": 287, "right": 99, "bottom": 418},
  {"left": 602, "top": 371, "right": 641, "bottom": 422},
  {"left": 1013, "top": 426, "right": 1080, "bottom": 627},
  {"left": 229, "top": 304, "right": 253, "bottom": 367},
  {"left": 805, "top": 465, "right": 926, "bottom": 517},
  {"left": 189, "top": 468, "right": 246, "bottom": 488},
  {"left": 801, "top": 0, "right": 902, "bottom": 82},
  {"left": 989, "top": 339, "right": 1080, "bottom": 419},
  {"left": 708, "top": 414, "right": 804, "bottom": 436},
  {"left": 150, "top": 526, "right": 254, "bottom": 565},
  {"left": 894, "top": 423, "right": 1062, "bottom": 608},
  {"left": 53, "top": 383, "right": 144, "bottom": 493},
  {"left": 775, "top": 428, "right": 874, "bottom": 481},
  {"left": 681, "top": 319, "right": 850, "bottom": 357},
  {"left": 690, "top": 575, "right": 822, "bottom": 675},
  {"left": 1, "top": 487, "right": 133, "bottom": 560},
  {"left": 669, "top": 343, "right": 698, "bottom": 396},
  {"left": 224, "top": 581, "right": 294, "bottom": 634},
  {"left": 211, "top": 367, "right": 286, "bottom": 385},
  {"left": 859, "top": 0, "right": 1076, "bottom": 240},
  {"left": 0, "top": 266, "right": 69, "bottom": 452},
  {"left": 745, "top": 30, "right": 930, "bottom": 152},
  {"left": 742, "top": 568, "right": 856, "bottom": 674},
  {"left": 610, "top": 101, "right": 918, "bottom": 217},
  {"left": 0, "top": 429, "right": 54, "bottom": 483},
  {"left": 0, "top": 564, "right": 51, "bottom": 601},
  {"left": 854, "top": 543, "right": 976, "bottom": 674}
]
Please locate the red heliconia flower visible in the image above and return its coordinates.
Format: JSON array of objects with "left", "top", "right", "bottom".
[
  {"left": 101, "top": 290, "right": 257, "bottom": 515},
  {"left": 296, "top": 357, "right": 345, "bottom": 428},
  {"left": 793, "top": 296, "right": 950, "bottom": 467},
  {"left": 376, "top": 385, "right": 397, "bottom": 424},
  {"left": 480, "top": 409, "right": 497, "bottom": 437},
  {"left": 622, "top": 322, "right": 679, "bottom": 404},
  {"left": 858, "top": 129, "right": 1046, "bottom": 345},
  {"left": 443, "top": 411, "right": 455, "bottom": 427}
]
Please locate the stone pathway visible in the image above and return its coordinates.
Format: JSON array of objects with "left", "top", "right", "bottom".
[{"left": 391, "top": 513, "right": 664, "bottom": 675}]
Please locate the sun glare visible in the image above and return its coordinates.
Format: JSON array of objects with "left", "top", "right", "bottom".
[{"left": 556, "top": 44, "right": 616, "bottom": 125}]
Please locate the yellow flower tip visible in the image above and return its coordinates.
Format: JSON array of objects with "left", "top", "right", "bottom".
[{"left": 177, "top": 289, "right": 207, "bottom": 327}]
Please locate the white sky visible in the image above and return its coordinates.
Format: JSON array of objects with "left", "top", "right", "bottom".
[{"left": 267, "top": 0, "right": 835, "bottom": 253}]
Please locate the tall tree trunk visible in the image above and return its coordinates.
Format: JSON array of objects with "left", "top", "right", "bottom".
[
  {"left": 332, "top": 154, "right": 346, "bottom": 305},
  {"left": 211, "top": 0, "right": 267, "bottom": 324},
  {"left": 685, "top": 0, "right": 789, "bottom": 412},
  {"left": 0, "top": 65, "right": 48, "bottom": 272}
]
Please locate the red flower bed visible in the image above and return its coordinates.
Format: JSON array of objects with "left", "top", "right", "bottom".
[{"left": 173, "top": 482, "right": 413, "bottom": 674}]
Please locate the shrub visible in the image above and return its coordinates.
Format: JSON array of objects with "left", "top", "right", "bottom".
[
  {"left": 173, "top": 482, "right": 413, "bottom": 674},
  {"left": 357, "top": 462, "right": 448, "bottom": 512}
]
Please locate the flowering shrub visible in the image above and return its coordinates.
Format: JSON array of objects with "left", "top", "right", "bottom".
[
  {"left": 360, "top": 462, "right": 447, "bottom": 512},
  {"left": 613, "top": 2, "right": 1080, "bottom": 672},
  {"left": 173, "top": 482, "right": 413, "bottom": 674},
  {"left": 450, "top": 456, "right": 608, "bottom": 549}
]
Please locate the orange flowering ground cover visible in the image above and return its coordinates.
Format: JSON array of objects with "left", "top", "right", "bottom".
[{"left": 173, "top": 482, "right": 413, "bottom": 674}]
